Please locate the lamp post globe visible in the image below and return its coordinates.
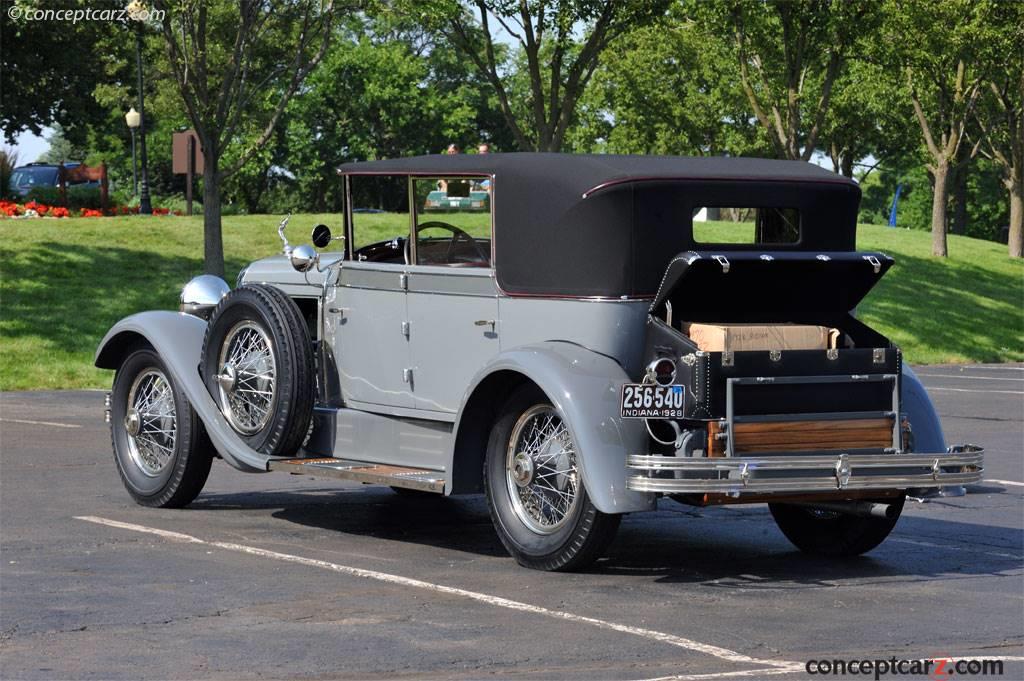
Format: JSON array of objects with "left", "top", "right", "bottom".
[{"left": 125, "top": 107, "right": 140, "bottom": 197}]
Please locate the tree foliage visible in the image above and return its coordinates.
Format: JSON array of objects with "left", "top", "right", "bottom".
[{"left": 419, "top": 0, "right": 669, "bottom": 151}]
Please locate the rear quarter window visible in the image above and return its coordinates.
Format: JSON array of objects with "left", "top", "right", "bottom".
[{"left": 692, "top": 206, "right": 800, "bottom": 245}]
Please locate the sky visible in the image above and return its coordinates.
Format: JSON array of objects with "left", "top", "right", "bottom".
[{"left": 10, "top": 129, "right": 51, "bottom": 164}]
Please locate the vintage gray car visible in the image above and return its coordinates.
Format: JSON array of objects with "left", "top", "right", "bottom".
[{"left": 96, "top": 154, "right": 983, "bottom": 571}]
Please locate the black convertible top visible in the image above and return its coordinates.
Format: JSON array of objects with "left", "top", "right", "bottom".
[{"left": 338, "top": 154, "right": 862, "bottom": 298}]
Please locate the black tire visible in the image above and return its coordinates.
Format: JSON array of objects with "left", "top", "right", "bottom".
[
  {"left": 110, "top": 348, "right": 213, "bottom": 508},
  {"left": 484, "top": 385, "right": 621, "bottom": 571},
  {"left": 201, "top": 284, "right": 315, "bottom": 456},
  {"left": 769, "top": 494, "right": 906, "bottom": 557}
]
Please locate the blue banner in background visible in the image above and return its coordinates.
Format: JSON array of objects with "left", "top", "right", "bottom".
[{"left": 888, "top": 183, "right": 903, "bottom": 227}]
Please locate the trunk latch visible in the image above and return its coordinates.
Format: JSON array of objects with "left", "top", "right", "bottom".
[{"left": 863, "top": 255, "right": 882, "bottom": 273}]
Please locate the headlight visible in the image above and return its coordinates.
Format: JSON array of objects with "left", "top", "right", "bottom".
[
  {"left": 235, "top": 265, "right": 249, "bottom": 288},
  {"left": 180, "top": 275, "right": 230, "bottom": 319}
]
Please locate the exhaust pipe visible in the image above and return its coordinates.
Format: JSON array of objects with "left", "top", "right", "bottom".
[{"left": 791, "top": 501, "right": 897, "bottom": 520}]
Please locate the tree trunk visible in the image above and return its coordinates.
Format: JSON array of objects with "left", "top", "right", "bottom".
[
  {"left": 930, "top": 161, "right": 950, "bottom": 257},
  {"left": 1009, "top": 167, "right": 1023, "bottom": 258},
  {"left": 202, "top": 151, "right": 225, "bottom": 277},
  {"left": 840, "top": 154, "right": 854, "bottom": 179},
  {"left": 950, "top": 154, "right": 969, "bottom": 235}
]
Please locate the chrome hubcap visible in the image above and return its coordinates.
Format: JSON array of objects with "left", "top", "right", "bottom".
[
  {"left": 124, "top": 368, "right": 176, "bottom": 477},
  {"left": 505, "top": 405, "right": 580, "bottom": 535},
  {"left": 511, "top": 452, "right": 534, "bottom": 487},
  {"left": 216, "top": 321, "right": 276, "bottom": 435},
  {"left": 216, "top": 363, "right": 237, "bottom": 393},
  {"left": 124, "top": 408, "right": 141, "bottom": 436}
]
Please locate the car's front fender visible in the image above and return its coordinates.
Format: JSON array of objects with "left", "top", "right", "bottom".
[
  {"left": 95, "top": 311, "right": 271, "bottom": 473},
  {"left": 451, "top": 341, "right": 655, "bottom": 515}
]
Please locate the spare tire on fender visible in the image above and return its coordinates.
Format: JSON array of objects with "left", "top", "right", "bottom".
[{"left": 200, "top": 284, "right": 315, "bottom": 456}]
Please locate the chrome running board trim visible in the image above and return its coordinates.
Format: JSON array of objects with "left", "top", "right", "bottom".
[{"left": 269, "top": 458, "right": 446, "bottom": 493}]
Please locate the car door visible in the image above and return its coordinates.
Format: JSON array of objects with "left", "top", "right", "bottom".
[
  {"left": 333, "top": 174, "right": 415, "bottom": 411},
  {"left": 406, "top": 176, "right": 499, "bottom": 415}
]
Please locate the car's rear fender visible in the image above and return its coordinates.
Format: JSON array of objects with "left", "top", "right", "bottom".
[
  {"left": 449, "top": 341, "right": 656, "bottom": 515},
  {"left": 902, "top": 365, "right": 946, "bottom": 452},
  {"left": 95, "top": 311, "right": 271, "bottom": 473}
]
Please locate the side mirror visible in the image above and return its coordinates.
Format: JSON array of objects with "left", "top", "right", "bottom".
[
  {"left": 311, "top": 224, "right": 332, "bottom": 248},
  {"left": 290, "top": 244, "right": 319, "bottom": 272}
]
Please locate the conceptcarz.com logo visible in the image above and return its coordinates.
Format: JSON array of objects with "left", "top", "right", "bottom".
[{"left": 805, "top": 656, "right": 1005, "bottom": 680}]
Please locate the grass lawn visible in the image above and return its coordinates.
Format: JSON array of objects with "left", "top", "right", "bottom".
[{"left": 1, "top": 213, "right": 1021, "bottom": 390}]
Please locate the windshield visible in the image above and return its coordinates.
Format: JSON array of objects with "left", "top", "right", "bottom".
[{"left": 9, "top": 167, "right": 58, "bottom": 188}]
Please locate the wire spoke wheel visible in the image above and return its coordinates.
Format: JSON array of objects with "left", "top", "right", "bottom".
[
  {"left": 505, "top": 405, "right": 581, "bottom": 535},
  {"left": 216, "top": 321, "right": 277, "bottom": 435},
  {"left": 124, "top": 368, "right": 177, "bottom": 477}
]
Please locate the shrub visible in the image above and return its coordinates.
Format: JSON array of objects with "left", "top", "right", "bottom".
[
  {"left": 25, "top": 185, "right": 103, "bottom": 209},
  {"left": 0, "top": 148, "right": 18, "bottom": 200},
  {"left": 25, "top": 186, "right": 62, "bottom": 206},
  {"left": 66, "top": 186, "right": 103, "bottom": 210}
]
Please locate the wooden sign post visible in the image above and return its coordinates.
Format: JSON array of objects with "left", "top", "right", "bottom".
[{"left": 172, "top": 130, "right": 203, "bottom": 216}]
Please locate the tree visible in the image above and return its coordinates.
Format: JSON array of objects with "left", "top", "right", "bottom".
[
  {"left": 884, "top": 0, "right": 1000, "bottom": 257},
  {"left": 152, "top": 0, "right": 338, "bottom": 276},
  {"left": 691, "top": 0, "right": 879, "bottom": 162},
  {"left": 568, "top": 9, "right": 763, "bottom": 157},
  {"left": 972, "top": 4, "right": 1024, "bottom": 257},
  {"left": 820, "top": 59, "right": 916, "bottom": 178},
  {"left": 0, "top": 0, "right": 129, "bottom": 145},
  {"left": 424, "top": 0, "right": 669, "bottom": 151}
]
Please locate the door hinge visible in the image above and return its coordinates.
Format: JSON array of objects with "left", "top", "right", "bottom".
[
  {"left": 401, "top": 321, "right": 410, "bottom": 338},
  {"left": 402, "top": 368, "right": 413, "bottom": 383},
  {"left": 399, "top": 273, "right": 408, "bottom": 290}
]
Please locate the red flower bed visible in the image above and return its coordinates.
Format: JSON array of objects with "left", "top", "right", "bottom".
[{"left": 0, "top": 200, "right": 181, "bottom": 218}]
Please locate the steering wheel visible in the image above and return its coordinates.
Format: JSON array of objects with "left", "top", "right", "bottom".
[{"left": 414, "top": 220, "right": 488, "bottom": 265}]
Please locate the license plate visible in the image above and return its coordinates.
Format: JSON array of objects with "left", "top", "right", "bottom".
[{"left": 620, "top": 384, "right": 685, "bottom": 419}]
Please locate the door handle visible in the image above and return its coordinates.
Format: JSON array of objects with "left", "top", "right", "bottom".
[{"left": 474, "top": 319, "right": 496, "bottom": 332}]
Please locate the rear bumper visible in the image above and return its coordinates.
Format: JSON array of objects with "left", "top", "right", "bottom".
[{"left": 626, "top": 444, "right": 983, "bottom": 495}]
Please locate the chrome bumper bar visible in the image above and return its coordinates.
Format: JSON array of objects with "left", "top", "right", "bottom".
[{"left": 626, "top": 444, "right": 983, "bottom": 495}]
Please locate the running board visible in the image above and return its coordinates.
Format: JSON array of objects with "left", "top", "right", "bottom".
[{"left": 268, "top": 458, "right": 446, "bottom": 493}]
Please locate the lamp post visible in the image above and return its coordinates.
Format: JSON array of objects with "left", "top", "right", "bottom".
[
  {"left": 129, "top": 5, "right": 152, "bottom": 215},
  {"left": 125, "top": 107, "right": 139, "bottom": 196}
]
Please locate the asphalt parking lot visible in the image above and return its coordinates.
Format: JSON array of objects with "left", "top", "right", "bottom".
[{"left": 1, "top": 364, "right": 1022, "bottom": 680}]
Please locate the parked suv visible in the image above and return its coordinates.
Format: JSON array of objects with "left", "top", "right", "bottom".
[
  {"left": 96, "top": 154, "right": 982, "bottom": 571},
  {"left": 7, "top": 161, "right": 101, "bottom": 198}
]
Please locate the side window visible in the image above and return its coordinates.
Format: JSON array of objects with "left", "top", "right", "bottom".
[
  {"left": 692, "top": 206, "right": 800, "bottom": 245},
  {"left": 413, "top": 177, "right": 492, "bottom": 267},
  {"left": 347, "top": 175, "right": 409, "bottom": 263}
]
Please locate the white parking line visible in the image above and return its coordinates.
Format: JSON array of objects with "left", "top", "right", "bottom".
[
  {"left": 986, "top": 479, "right": 1024, "bottom": 488},
  {"left": 0, "top": 417, "right": 81, "bottom": 429},
  {"left": 887, "top": 537, "right": 1022, "bottom": 561},
  {"left": 924, "top": 386, "right": 1024, "bottom": 395},
  {"left": 927, "top": 366, "right": 1024, "bottom": 372},
  {"left": 916, "top": 374, "right": 1024, "bottom": 382},
  {"left": 639, "top": 666, "right": 803, "bottom": 680},
  {"left": 75, "top": 515, "right": 802, "bottom": 673}
]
